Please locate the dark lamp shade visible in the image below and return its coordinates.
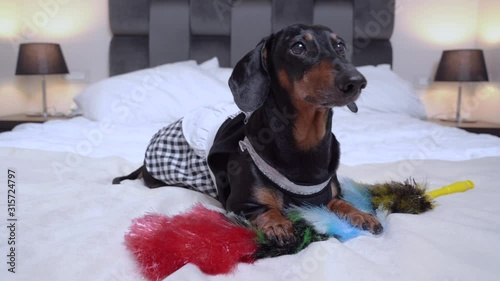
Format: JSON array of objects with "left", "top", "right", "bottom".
[
  {"left": 434, "top": 49, "right": 489, "bottom": 82},
  {"left": 15, "top": 43, "right": 69, "bottom": 75}
]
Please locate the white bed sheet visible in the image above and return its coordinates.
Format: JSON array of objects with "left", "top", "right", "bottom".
[
  {"left": 0, "top": 148, "right": 499, "bottom": 281},
  {"left": 0, "top": 111, "right": 499, "bottom": 166},
  {"left": 1, "top": 108, "right": 500, "bottom": 281},
  {"left": 2, "top": 54, "right": 499, "bottom": 281}
]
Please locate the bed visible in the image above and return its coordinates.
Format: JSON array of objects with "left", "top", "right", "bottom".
[{"left": 1, "top": 1, "right": 500, "bottom": 280}]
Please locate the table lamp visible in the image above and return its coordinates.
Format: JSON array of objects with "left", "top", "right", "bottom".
[
  {"left": 15, "top": 43, "right": 69, "bottom": 120},
  {"left": 434, "top": 49, "right": 489, "bottom": 123}
]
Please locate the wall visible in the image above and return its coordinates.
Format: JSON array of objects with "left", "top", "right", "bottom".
[
  {"left": 477, "top": 0, "right": 500, "bottom": 82},
  {"left": 0, "top": 0, "right": 499, "bottom": 122},
  {"left": 392, "top": 0, "right": 480, "bottom": 84},
  {"left": 0, "top": 0, "right": 111, "bottom": 116},
  {"left": 393, "top": 0, "right": 500, "bottom": 123},
  {"left": 473, "top": 0, "right": 500, "bottom": 123}
]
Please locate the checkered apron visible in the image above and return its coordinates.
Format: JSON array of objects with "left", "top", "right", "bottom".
[{"left": 144, "top": 119, "right": 217, "bottom": 197}]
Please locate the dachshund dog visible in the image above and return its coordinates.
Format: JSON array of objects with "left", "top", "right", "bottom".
[{"left": 114, "top": 24, "right": 382, "bottom": 244}]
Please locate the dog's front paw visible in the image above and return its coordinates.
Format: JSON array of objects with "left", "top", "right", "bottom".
[
  {"left": 328, "top": 198, "right": 383, "bottom": 235},
  {"left": 252, "top": 210, "right": 295, "bottom": 245},
  {"left": 261, "top": 219, "right": 295, "bottom": 245},
  {"left": 347, "top": 212, "right": 383, "bottom": 235}
]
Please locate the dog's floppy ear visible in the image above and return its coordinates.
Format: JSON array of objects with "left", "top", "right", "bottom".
[{"left": 228, "top": 35, "right": 273, "bottom": 112}]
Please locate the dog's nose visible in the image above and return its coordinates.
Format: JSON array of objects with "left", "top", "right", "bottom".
[{"left": 337, "top": 74, "right": 367, "bottom": 94}]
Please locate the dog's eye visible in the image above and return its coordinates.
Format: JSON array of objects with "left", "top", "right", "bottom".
[
  {"left": 336, "top": 42, "right": 347, "bottom": 56},
  {"left": 290, "top": 42, "right": 306, "bottom": 55}
]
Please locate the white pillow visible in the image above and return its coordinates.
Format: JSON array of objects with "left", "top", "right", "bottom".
[
  {"left": 205, "top": 67, "right": 233, "bottom": 85},
  {"left": 74, "top": 60, "right": 234, "bottom": 125},
  {"left": 198, "top": 57, "right": 220, "bottom": 70},
  {"left": 199, "top": 57, "right": 233, "bottom": 85},
  {"left": 352, "top": 64, "right": 426, "bottom": 118}
]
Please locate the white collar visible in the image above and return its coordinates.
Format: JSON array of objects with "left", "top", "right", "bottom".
[{"left": 239, "top": 137, "right": 331, "bottom": 195}]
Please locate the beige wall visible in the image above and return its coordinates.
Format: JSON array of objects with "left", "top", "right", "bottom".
[
  {"left": 0, "top": 0, "right": 110, "bottom": 115},
  {"left": 477, "top": 0, "right": 500, "bottom": 82},
  {"left": 474, "top": 0, "right": 500, "bottom": 122},
  {"left": 0, "top": 0, "right": 499, "bottom": 122},
  {"left": 393, "top": 0, "right": 480, "bottom": 84},
  {"left": 417, "top": 0, "right": 500, "bottom": 123}
]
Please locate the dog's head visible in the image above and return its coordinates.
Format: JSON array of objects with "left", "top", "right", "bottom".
[{"left": 229, "top": 24, "right": 366, "bottom": 113}]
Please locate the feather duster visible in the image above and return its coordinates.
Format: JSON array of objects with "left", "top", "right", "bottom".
[{"left": 125, "top": 178, "right": 473, "bottom": 279}]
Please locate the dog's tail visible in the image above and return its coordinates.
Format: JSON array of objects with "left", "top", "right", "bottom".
[{"left": 112, "top": 166, "right": 143, "bottom": 184}]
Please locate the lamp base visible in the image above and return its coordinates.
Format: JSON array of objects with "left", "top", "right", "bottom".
[
  {"left": 25, "top": 112, "right": 65, "bottom": 119},
  {"left": 26, "top": 112, "right": 80, "bottom": 119},
  {"left": 439, "top": 118, "right": 477, "bottom": 124},
  {"left": 26, "top": 112, "right": 48, "bottom": 118}
]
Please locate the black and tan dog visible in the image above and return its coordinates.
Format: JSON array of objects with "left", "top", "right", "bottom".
[{"left": 114, "top": 24, "right": 382, "bottom": 243}]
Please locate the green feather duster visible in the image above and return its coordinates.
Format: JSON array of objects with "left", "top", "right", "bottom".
[
  {"left": 229, "top": 178, "right": 437, "bottom": 259},
  {"left": 253, "top": 211, "right": 329, "bottom": 259},
  {"left": 368, "top": 178, "right": 435, "bottom": 214}
]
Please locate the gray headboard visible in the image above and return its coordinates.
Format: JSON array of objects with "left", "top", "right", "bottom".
[{"left": 109, "top": 0, "right": 395, "bottom": 76}]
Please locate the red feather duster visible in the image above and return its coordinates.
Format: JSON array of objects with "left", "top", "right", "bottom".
[{"left": 125, "top": 204, "right": 258, "bottom": 281}]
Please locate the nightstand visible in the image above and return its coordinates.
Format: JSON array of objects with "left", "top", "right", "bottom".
[
  {"left": 0, "top": 114, "right": 71, "bottom": 133},
  {"left": 429, "top": 119, "right": 500, "bottom": 137}
]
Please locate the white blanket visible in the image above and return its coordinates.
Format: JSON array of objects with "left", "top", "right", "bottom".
[
  {"left": 3, "top": 55, "right": 500, "bottom": 281},
  {"left": 1, "top": 110, "right": 500, "bottom": 165},
  {"left": 1, "top": 147, "right": 499, "bottom": 281}
]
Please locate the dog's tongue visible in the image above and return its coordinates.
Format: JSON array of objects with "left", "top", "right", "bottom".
[{"left": 347, "top": 102, "right": 358, "bottom": 113}]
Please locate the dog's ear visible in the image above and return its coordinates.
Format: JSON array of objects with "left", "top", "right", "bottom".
[{"left": 228, "top": 35, "right": 273, "bottom": 112}]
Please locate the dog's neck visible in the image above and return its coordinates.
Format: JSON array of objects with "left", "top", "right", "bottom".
[{"left": 245, "top": 90, "right": 337, "bottom": 185}]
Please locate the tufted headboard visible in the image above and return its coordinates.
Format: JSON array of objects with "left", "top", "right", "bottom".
[{"left": 109, "top": 0, "right": 395, "bottom": 76}]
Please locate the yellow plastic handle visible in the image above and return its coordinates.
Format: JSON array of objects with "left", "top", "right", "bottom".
[{"left": 426, "top": 180, "right": 474, "bottom": 199}]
